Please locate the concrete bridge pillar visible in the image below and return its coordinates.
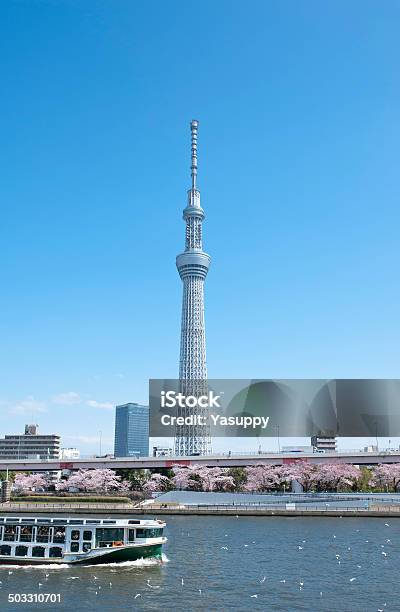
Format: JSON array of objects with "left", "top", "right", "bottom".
[{"left": 0, "top": 480, "right": 11, "bottom": 502}]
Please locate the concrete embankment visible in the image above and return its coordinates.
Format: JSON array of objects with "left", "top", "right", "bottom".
[{"left": 2, "top": 502, "right": 400, "bottom": 517}]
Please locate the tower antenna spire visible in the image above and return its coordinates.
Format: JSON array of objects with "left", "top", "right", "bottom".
[{"left": 190, "top": 119, "right": 199, "bottom": 190}]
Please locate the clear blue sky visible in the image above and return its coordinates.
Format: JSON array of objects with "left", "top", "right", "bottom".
[{"left": 1, "top": 1, "right": 399, "bottom": 454}]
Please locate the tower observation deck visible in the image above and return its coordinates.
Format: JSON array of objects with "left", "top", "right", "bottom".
[{"left": 174, "top": 120, "right": 212, "bottom": 456}]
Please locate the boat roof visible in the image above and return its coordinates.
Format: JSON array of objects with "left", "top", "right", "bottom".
[{"left": 0, "top": 516, "right": 165, "bottom": 527}]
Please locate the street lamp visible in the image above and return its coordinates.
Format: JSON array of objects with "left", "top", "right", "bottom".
[{"left": 276, "top": 425, "right": 281, "bottom": 454}]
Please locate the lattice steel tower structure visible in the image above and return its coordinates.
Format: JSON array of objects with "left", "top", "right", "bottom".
[{"left": 174, "top": 120, "right": 212, "bottom": 456}]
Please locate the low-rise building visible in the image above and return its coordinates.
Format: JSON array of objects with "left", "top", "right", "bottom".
[
  {"left": 152, "top": 446, "right": 173, "bottom": 457},
  {"left": 60, "top": 447, "right": 80, "bottom": 460},
  {"left": 311, "top": 434, "right": 337, "bottom": 453},
  {"left": 0, "top": 424, "right": 61, "bottom": 460}
]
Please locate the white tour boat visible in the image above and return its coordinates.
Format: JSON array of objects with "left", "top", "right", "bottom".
[{"left": 0, "top": 516, "right": 166, "bottom": 565}]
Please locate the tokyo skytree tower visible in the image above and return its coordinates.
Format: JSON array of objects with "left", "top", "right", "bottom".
[{"left": 174, "top": 120, "right": 212, "bottom": 456}]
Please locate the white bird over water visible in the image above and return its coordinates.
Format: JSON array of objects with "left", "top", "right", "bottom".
[
  {"left": 259, "top": 576, "right": 266, "bottom": 583},
  {"left": 221, "top": 546, "right": 228, "bottom": 550},
  {"left": 350, "top": 578, "right": 356, "bottom": 582},
  {"left": 134, "top": 594, "right": 141, "bottom": 599},
  {"left": 385, "top": 523, "right": 390, "bottom": 527},
  {"left": 147, "top": 580, "right": 160, "bottom": 589},
  {"left": 382, "top": 552, "right": 387, "bottom": 557},
  {"left": 250, "top": 594, "right": 258, "bottom": 598},
  {"left": 298, "top": 546, "right": 303, "bottom": 550}
]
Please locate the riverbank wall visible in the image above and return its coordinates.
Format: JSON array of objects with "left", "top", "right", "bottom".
[{"left": 1, "top": 502, "right": 400, "bottom": 517}]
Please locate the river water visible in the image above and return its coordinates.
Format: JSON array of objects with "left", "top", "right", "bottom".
[{"left": 0, "top": 516, "right": 399, "bottom": 611}]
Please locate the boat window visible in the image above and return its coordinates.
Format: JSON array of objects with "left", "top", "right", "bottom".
[
  {"left": 0, "top": 545, "right": 11, "bottom": 555},
  {"left": 128, "top": 529, "right": 135, "bottom": 542},
  {"left": 49, "top": 547, "right": 63, "bottom": 558},
  {"left": 136, "top": 528, "right": 163, "bottom": 538},
  {"left": 71, "top": 530, "right": 80, "bottom": 541},
  {"left": 37, "top": 519, "right": 51, "bottom": 524},
  {"left": 0, "top": 518, "right": 4, "bottom": 523},
  {"left": 95, "top": 528, "right": 124, "bottom": 547},
  {"left": 37, "top": 526, "right": 50, "bottom": 543},
  {"left": 70, "top": 542, "right": 79, "bottom": 553},
  {"left": 103, "top": 520, "right": 116, "bottom": 524},
  {"left": 32, "top": 546, "right": 45, "bottom": 558},
  {"left": 69, "top": 520, "right": 83, "bottom": 525},
  {"left": 20, "top": 526, "right": 33, "bottom": 542},
  {"left": 83, "top": 530, "right": 92, "bottom": 541},
  {"left": 4, "top": 526, "right": 16, "bottom": 541},
  {"left": 82, "top": 542, "right": 91, "bottom": 552},
  {"left": 128, "top": 520, "right": 141, "bottom": 524},
  {"left": 22, "top": 519, "right": 35, "bottom": 524},
  {"left": 53, "top": 527, "right": 65, "bottom": 544},
  {"left": 16, "top": 545, "right": 28, "bottom": 557},
  {"left": 86, "top": 520, "right": 100, "bottom": 524}
]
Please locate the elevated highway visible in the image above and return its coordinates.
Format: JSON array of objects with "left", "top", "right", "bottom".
[{"left": 1, "top": 451, "right": 400, "bottom": 472}]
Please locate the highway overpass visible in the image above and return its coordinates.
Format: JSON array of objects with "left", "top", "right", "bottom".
[{"left": 1, "top": 451, "right": 400, "bottom": 472}]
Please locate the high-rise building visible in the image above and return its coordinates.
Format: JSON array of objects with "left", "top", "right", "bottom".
[
  {"left": 0, "top": 424, "right": 60, "bottom": 460},
  {"left": 114, "top": 403, "right": 149, "bottom": 457},
  {"left": 175, "top": 120, "right": 212, "bottom": 456}
]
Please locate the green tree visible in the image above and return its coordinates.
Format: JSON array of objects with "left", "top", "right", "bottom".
[
  {"left": 115, "top": 469, "right": 148, "bottom": 491},
  {"left": 0, "top": 471, "right": 17, "bottom": 482},
  {"left": 227, "top": 467, "right": 247, "bottom": 491}
]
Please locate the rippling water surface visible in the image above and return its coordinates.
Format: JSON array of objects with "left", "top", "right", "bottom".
[{"left": 0, "top": 516, "right": 399, "bottom": 611}]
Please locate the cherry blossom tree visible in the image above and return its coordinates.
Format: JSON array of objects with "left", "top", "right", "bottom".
[
  {"left": 14, "top": 473, "right": 50, "bottom": 492},
  {"left": 143, "top": 473, "right": 173, "bottom": 493},
  {"left": 171, "top": 466, "right": 203, "bottom": 491},
  {"left": 55, "top": 469, "right": 129, "bottom": 493},
  {"left": 243, "top": 465, "right": 278, "bottom": 492},
  {"left": 315, "top": 463, "right": 361, "bottom": 492},
  {"left": 171, "top": 466, "right": 235, "bottom": 492},
  {"left": 370, "top": 464, "right": 400, "bottom": 491},
  {"left": 196, "top": 467, "right": 235, "bottom": 492}
]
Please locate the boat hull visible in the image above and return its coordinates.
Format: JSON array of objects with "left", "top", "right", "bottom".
[
  {"left": 0, "top": 543, "right": 163, "bottom": 566},
  {"left": 74, "top": 543, "right": 163, "bottom": 564}
]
